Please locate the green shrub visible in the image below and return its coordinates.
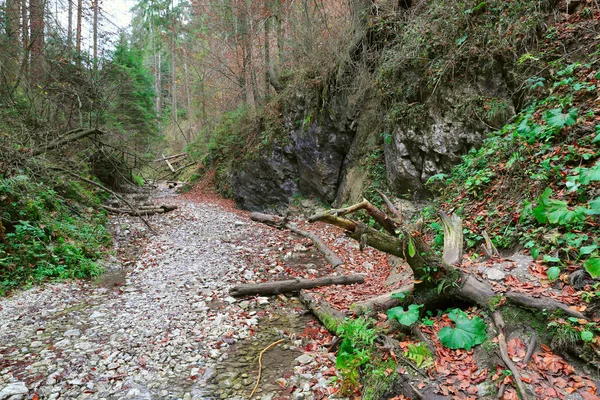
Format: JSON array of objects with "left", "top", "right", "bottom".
[{"left": 0, "top": 174, "right": 111, "bottom": 295}]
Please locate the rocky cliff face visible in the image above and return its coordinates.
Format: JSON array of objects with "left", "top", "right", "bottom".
[
  {"left": 230, "top": 90, "right": 356, "bottom": 212},
  {"left": 229, "top": 60, "right": 516, "bottom": 213},
  {"left": 229, "top": 74, "right": 514, "bottom": 212}
]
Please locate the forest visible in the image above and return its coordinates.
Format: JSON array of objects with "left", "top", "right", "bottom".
[{"left": 1, "top": 0, "right": 600, "bottom": 399}]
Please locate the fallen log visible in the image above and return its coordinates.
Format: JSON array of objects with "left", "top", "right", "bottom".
[
  {"left": 299, "top": 290, "right": 346, "bottom": 332},
  {"left": 102, "top": 204, "right": 177, "bottom": 216},
  {"left": 230, "top": 274, "right": 364, "bottom": 297},
  {"left": 250, "top": 212, "right": 344, "bottom": 267}
]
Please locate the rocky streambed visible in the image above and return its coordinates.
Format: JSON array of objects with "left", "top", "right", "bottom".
[{"left": 0, "top": 189, "right": 337, "bottom": 400}]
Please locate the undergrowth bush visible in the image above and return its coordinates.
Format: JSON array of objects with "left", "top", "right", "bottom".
[{"left": 0, "top": 173, "right": 111, "bottom": 295}]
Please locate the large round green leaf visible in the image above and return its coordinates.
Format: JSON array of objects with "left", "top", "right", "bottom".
[{"left": 438, "top": 309, "right": 487, "bottom": 350}]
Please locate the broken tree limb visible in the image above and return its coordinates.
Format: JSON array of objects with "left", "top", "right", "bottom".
[
  {"left": 102, "top": 204, "right": 177, "bottom": 216},
  {"left": 481, "top": 230, "right": 500, "bottom": 259},
  {"left": 153, "top": 153, "right": 186, "bottom": 162},
  {"left": 230, "top": 274, "right": 364, "bottom": 297},
  {"left": 308, "top": 199, "right": 398, "bottom": 235},
  {"left": 287, "top": 223, "right": 344, "bottom": 267},
  {"left": 351, "top": 283, "right": 414, "bottom": 314},
  {"left": 250, "top": 213, "right": 344, "bottom": 267},
  {"left": 157, "top": 161, "right": 196, "bottom": 181},
  {"left": 162, "top": 153, "right": 175, "bottom": 172},
  {"left": 31, "top": 128, "right": 103, "bottom": 156},
  {"left": 492, "top": 311, "right": 532, "bottom": 400},
  {"left": 439, "top": 211, "right": 463, "bottom": 265},
  {"left": 53, "top": 168, "right": 157, "bottom": 235},
  {"left": 505, "top": 292, "right": 586, "bottom": 319},
  {"left": 376, "top": 189, "right": 402, "bottom": 221},
  {"left": 299, "top": 290, "right": 347, "bottom": 333}
]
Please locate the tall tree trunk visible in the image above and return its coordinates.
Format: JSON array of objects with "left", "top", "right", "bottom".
[
  {"left": 157, "top": 52, "right": 162, "bottom": 113},
  {"left": 263, "top": 15, "right": 270, "bottom": 101},
  {"left": 6, "top": 0, "right": 21, "bottom": 48},
  {"left": 275, "top": 0, "right": 283, "bottom": 63},
  {"left": 67, "top": 0, "right": 73, "bottom": 48},
  {"left": 29, "top": 0, "right": 44, "bottom": 79},
  {"left": 151, "top": 14, "right": 161, "bottom": 115},
  {"left": 92, "top": 0, "right": 98, "bottom": 72},
  {"left": 244, "top": 0, "right": 259, "bottom": 106},
  {"left": 301, "top": 0, "right": 313, "bottom": 53},
  {"left": 21, "top": 0, "right": 28, "bottom": 53},
  {"left": 183, "top": 51, "right": 192, "bottom": 121},
  {"left": 200, "top": 77, "right": 206, "bottom": 123},
  {"left": 171, "top": 14, "right": 177, "bottom": 122},
  {"left": 240, "top": 44, "right": 248, "bottom": 104},
  {"left": 6, "top": 0, "right": 21, "bottom": 80},
  {"left": 76, "top": 0, "right": 82, "bottom": 56}
]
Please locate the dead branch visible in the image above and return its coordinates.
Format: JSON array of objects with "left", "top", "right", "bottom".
[
  {"left": 307, "top": 197, "right": 590, "bottom": 321},
  {"left": 157, "top": 162, "right": 196, "bottom": 181},
  {"left": 250, "top": 213, "right": 344, "bottom": 267},
  {"left": 31, "top": 128, "right": 103, "bottom": 156},
  {"left": 492, "top": 311, "right": 532, "bottom": 400},
  {"left": 153, "top": 153, "right": 186, "bottom": 162},
  {"left": 375, "top": 189, "right": 402, "bottom": 221},
  {"left": 102, "top": 204, "right": 177, "bottom": 216},
  {"left": 230, "top": 274, "right": 365, "bottom": 297},
  {"left": 162, "top": 153, "right": 175, "bottom": 172}
]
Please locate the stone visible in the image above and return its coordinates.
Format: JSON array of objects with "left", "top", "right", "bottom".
[
  {"left": 295, "top": 354, "right": 313, "bottom": 365},
  {"left": 90, "top": 311, "right": 105, "bottom": 319},
  {"left": 293, "top": 244, "right": 308, "bottom": 252},
  {"left": 64, "top": 329, "right": 81, "bottom": 337},
  {"left": 0, "top": 382, "right": 28, "bottom": 400},
  {"left": 486, "top": 268, "right": 506, "bottom": 281}
]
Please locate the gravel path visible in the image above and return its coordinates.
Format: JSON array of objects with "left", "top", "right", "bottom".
[{"left": 0, "top": 193, "right": 334, "bottom": 400}]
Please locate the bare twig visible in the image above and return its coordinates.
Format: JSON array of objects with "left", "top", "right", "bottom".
[{"left": 249, "top": 339, "right": 285, "bottom": 399}]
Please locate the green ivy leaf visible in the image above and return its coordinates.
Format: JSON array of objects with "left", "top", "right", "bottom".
[
  {"left": 531, "top": 247, "right": 540, "bottom": 260},
  {"left": 584, "top": 258, "right": 600, "bottom": 279},
  {"left": 387, "top": 304, "right": 422, "bottom": 326},
  {"left": 438, "top": 309, "right": 487, "bottom": 350},
  {"left": 546, "top": 266, "right": 561, "bottom": 281},
  {"left": 543, "top": 107, "right": 578, "bottom": 128},
  {"left": 581, "top": 330, "right": 594, "bottom": 342}
]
